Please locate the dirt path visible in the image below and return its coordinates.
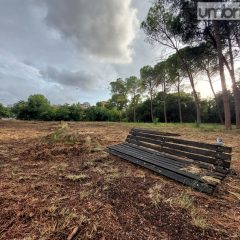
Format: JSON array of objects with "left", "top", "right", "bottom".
[{"left": 0, "top": 121, "right": 239, "bottom": 239}]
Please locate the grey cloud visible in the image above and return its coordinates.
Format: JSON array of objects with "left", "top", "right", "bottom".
[
  {"left": 0, "top": 54, "right": 110, "bottom": 105},
  {"left": 41, "top": 67, "right": 99, "bottom": 91},
  {"left": 113, "top": 0, "right": 161, "bottom": 78},
  {"left": 43, "top": 0, "right": 138, "bottom": 63}
]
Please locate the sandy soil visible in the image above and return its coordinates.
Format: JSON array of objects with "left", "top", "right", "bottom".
[{"left": 0, "top": 120, "right": 239, "bottom": 240}]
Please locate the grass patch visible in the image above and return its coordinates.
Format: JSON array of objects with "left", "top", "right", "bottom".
[
  {"left": 148, "top": 184, "right": 163, "bottom": 206},
  {"left": 43, "top": 123, "right": 78, "bottom": 145},
  {"left": 108, "top": 172, "right": 120, "bottom": 179},
  {"left": 65, "top": 174, "right": 88, "bottom": 181},
  {"left": 166, "top": 192, "right": 208, "bottom": 229},
  {"left": 121, "top": 122, "right": 228, "bottom": 132},
  {"left": 92, "top": 142, "right": 104, "bottom": 152},
  {"left": 39, "top": 208, "right": 79, "bottom": 236},
  {"left": 105, "top": 172, "right": 120, "bottom": 183},
  {"left": 180, "top": 165, "right": 203, "bottom": 175},
  {"left": 80, "top": 189, "right": 92, "bottom": 200},
  {"left": 92, "top": 167, "right": 106, "bottom": 175},
  {"left": 51, "top": 162, "right": 69, "bottom": 171},
  {"left": 175, "top": 192, "right": 194, "bottom": 209},
  {"left": 201, "top": 176, "right": 221, "bottom": 184},
  {"left": 82, "top": 136, "right": 104, "bottom": 153},
  {"left": 191, "top": 213, "right": 208, "bottom": 229}
]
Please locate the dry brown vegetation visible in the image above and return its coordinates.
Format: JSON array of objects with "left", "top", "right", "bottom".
[{"left": 0, "top": 120, "right": 240, "bottom": 239}]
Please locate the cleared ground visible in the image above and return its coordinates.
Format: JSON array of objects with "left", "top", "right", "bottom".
[{"left": 0, "top": 120, "right": 240, "bottom": 239}]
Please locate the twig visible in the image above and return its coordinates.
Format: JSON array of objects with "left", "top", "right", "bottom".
[{"left": 67, "top": 226, "right": 80, "bottom": 240}]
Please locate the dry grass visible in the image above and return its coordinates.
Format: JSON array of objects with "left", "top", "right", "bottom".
[
  {"left": 79, "top": 189, "right": 93, "bottom": 200},
  {"left": 43, "top": 123, "right": 78, "bottom": 145},
  {"left": 82, "top": 136, "right": 104, "bottom": 153},
  {"left": 92, "top": 167, "right": 106, "bottom": 175},
  {"left": 65, "top": 174, "right": 88, "bottom": 181},
  {"left": 148, "top": 184, "right": 163, "bottom": 206},
  {"left": 191, "top": 213, "right": 208, "bottom": 229},
  {"left": 103, "top": 166, "right": 120, "bottom": 183},
  {"left": 174, "top": 192, "right": 194, "bottom": 209},
  {"left": 0, "top": 120, "right": 240, "bottom": 239},
  {"left": 42, "top": 123, "right": 104, "bottom": 155},
  {"left": 166, "top": 192, "right": 208, "bottom": 229},
  {"left": 180, "top": 165, "right": 203, "bottom": 175},
  {"left": 201, "top": 176, "right": 221, "bottom": 184}
]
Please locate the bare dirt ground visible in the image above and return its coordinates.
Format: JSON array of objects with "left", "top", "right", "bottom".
[{"left": 0, "top": 120, "right": 240, "bottom": 240}]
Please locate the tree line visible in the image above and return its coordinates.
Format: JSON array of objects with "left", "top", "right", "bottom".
[{"left": 0, "top": 90, "right": 237, "bottom": 125}]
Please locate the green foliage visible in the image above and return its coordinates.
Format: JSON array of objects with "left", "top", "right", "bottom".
[
  {"left": 109, "top": 78, "right": 128, "bottom": 111},
  {"left": 3, "top": 90, "right": 237, "bottom": 124},
  {"left": 12, "top": 101, "right": 29, "bottom": 119},
  {"left": 27, "top": 94, "right": 53, "bottom": 120},
  {"left": 140, "top": 66, "right": 157, "bottom": 90},
  {"left": 153, "top": 118, "right": 159, "bottom": 125},
  {"left": 11, "top": 94, "right": 54, "bottom": 120},
  {"left": 141, "top": 1, "right": 176, "bottom": 46},
  {"left": 84, "top": 106, "right": 121, "bottom": 122},
  {"left": 131, "top": 92, "right": 196, "bottom": 123},
  {"left": 55, "top": 105, "right": 71, "bottom": 121},
  {"left": 0, "top": 104, "right": 10, "bottom": 118}
]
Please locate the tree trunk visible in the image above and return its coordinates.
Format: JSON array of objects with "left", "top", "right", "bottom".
[
  {"left": 150, "top": 92, "right": 154, "bottom": 122},
  {"left": 133, "top": 106, "right": 136, "bottom": 122},
  {"left": 177, "top": 74, "right": 183, "bottom": 123},
  {"left": 119, "top": 110, "right": 122, "bottom": 122},
  {"left": 206, "top": 69, "right": 224, "bottom": 124},
  {"left": 234, "top": 31, "right": 240, "bottom": 50},
  {"left": 163, "top": 81, "right": 167, "bottom": 123},
  {"left": 213, "top": 21, "right": 232, "bottom": 130},
  {"left": 175, "top": 49, "right": 201, "bottom": 125},
  {"left": 226, "top": 35, "right": 240, "bottom": 128}
]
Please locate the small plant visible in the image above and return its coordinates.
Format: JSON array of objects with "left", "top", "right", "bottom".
[
  {"left": 92, "top": 141, "right": 104, "bottom": 152},
  {"left": 191, "top": 211, "right": 208, "bottom": 229},
  {"left": 82, "top": 136, "right": 92, "bottom": 152},
  {"left": 201, "top": 176, "right": 221, "bottom": 184},
  {"left": 166, "top": 192, "right": 193, "bottom": 210},
  {"left": 194, "top": 121, "right": 200, "bottom": 128},
  {"left": 82, "top": 136, "right": 104, "bottom": 153},
  {"left": 43, "top": 123, "right": 78, "bottom": 145},
  {"left": 176, "top": 192, "right": 193, "bottom": 209},
  {"left": 153, "top": 118, "right": 159, "bottom": 125}
]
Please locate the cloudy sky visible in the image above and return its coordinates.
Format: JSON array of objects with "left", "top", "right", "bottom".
[{"left": 0, "top": 0, "right": 223, "bottom": 106}]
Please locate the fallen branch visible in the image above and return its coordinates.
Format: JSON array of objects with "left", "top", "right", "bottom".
[{"left": 67, "top": 227, "right": 80, "bottom": 240}]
